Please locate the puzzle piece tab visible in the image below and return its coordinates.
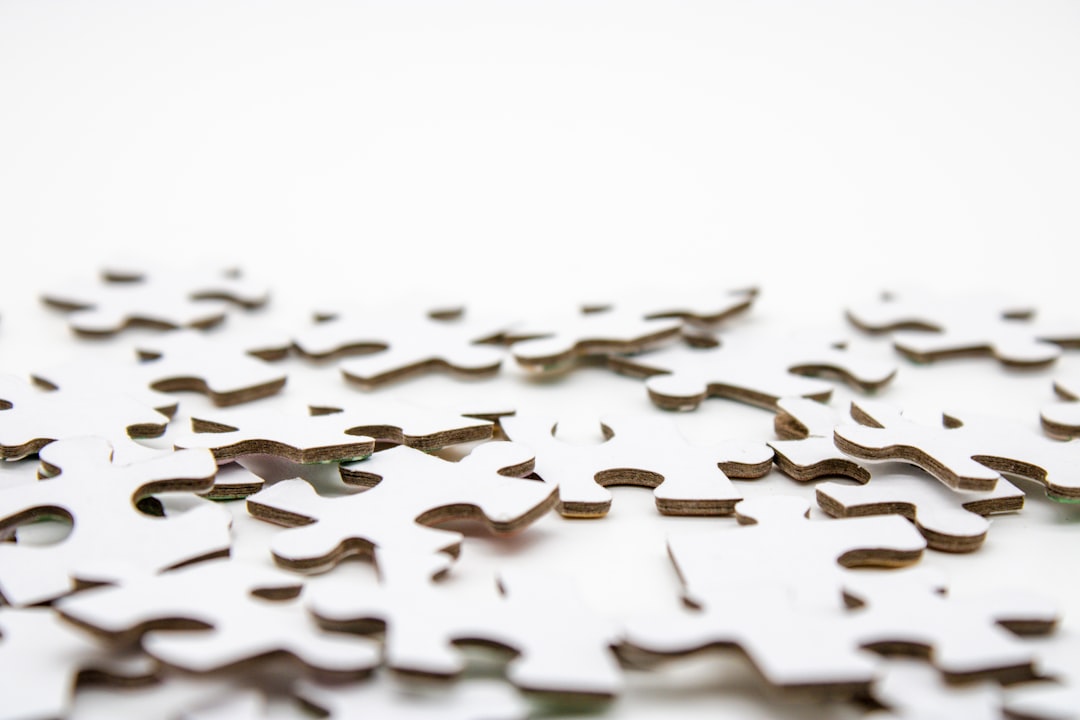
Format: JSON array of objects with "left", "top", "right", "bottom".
[
  {"left": 609, "top": 334, "right": 896, "bottom": 411},
  {"left": 248, "top": 442, "right": 555, "bottom": 573},
  {"left": 307, "top": 395, "right": 494, "bottom": 451},
  {"left": 0, "top": 437, "right": 231, "bottom": 606},
  {"left": 500, "top": 413, "right": 772, "bottom": 517},
  {"left": 835, "top": 400, "right": 1080, "bottom": 499}
]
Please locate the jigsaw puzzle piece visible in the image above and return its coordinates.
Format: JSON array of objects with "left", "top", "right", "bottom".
[
  {"left": 609, "top": 334, "right": 896, "bottom": 411},
  {"left": 295, "top": 676, "right": 530, "bottom": 720},
  {"left": 835, "top": 400, "right": 1080, "bottom": 499},
  {"left": 248, "top": 442, "right": 555, "bottom": 573},
  {"left": 294, "top": 308, "right": 511, "bottom": 386},
  {"left": 768, "top": 397, "right": 871, "bottom": 482},
  {"left": 669, "top": 496, "right": 926, "bottom": 609},
  {"left": 507, "top": 309, "right": 682, "bottom": 374},
  {"left": 0, "top": 607, "right": 158, "bottom": 720},
  {"left": 0, "top": 373, "right": 169, "bottom": 462},
  {"left": 42, "top": 265, "right": 268, "bottom": 337},
  {"left": 843, "top": 569, "right": 1058, "bottom": 683},
  {"left": 1004, "top": 632, "right": 1080, "bottom": 720},
  {"left": 581, "top": 287, "right": 758, "bottom": 333},
  {"left": 307, "top": 395, "right": 494, "bottom": 451},
  {"left": 311, "top": 560, "right": 623, "bottom": 699},
  {"left": 175, "top": 407, "right": 376, "bottom": 464},
  {"left": 0, "top": 437, "right": 230, "bottom": 606},
  {"left": 816, "top": 464, "right": 1024, "bottom": 552},
  {"left": 1040, "top": 376, "right": 1080, "bottom": 440},
  {"left": 846, "top": 291, "right": 1080, "bottom": 368},
  {"left": 500, "top": 413, "right": 771, "bottom": 518},
  {"left": 868, "top": 658, "right": 1003, "bottom": 720},
  {"left": 57, "top": 558, "right": 380, "bottom": 680}
]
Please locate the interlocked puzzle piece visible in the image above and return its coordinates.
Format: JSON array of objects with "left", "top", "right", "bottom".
[
  {"left": 834, "top": 400, "right": 1080, "bottom": 499},
  {"left": 293, "top": 308, "right": 512, "bottom": 387},
  {"left": 846, "top": 291, "right": 1080, "bottom": 368},
  {"left": 0, "top": 437, "right": 231, "bottom": 606},
  {"left": 174, "top": 407, "right": 377, "bottom": 464},
  {"left": 816, "top": 464, "right": 1024, "bottom": 553},
  {"left": 1040, "top": 375, "right": 1080, "bottom": 440},
  {"left": 499, "top": 413, "right": 773, "bottom": 517},
  {"left": 842, "top": 569, "right": 1058, "bottom": 683},
  {"left": 1004, "top": 632, "right": 1080, "bottom": 720},
  {"left": 42, "top": 266, "right": 269, "bottom": 336},
  {"left": 608, "top": 334, "right": 896, "bottom": 411},
  {"left": 0, "top": 607, "right": 158, "bottom": 720},
  {"left": 869, "top": 658, "right": 1003, "bottom": 720},
  {"left": 248, "top": 442, "right": 555, "bottom": 573},
  {"left": 669, "top": 496, "right": 926, "bottom": 609},
  {"left": 768, "top": 396, "right": 871, "bottom": 482},
  {"left": 307, "top": 395, "right": 494, "bottom": 451},
  {"left": 0, "top": 373, "right": 169, "bottom": 462},
  {"left": 57, "top": 558, "right": 381, "bottom": 680},
  {"left": 295, "top": 676, "right": 530, "bottom": 720},
  {"left": 310, "top": 557, "right": 623, "bottom": 699},
  {"left": 34, "top": 329, "right": 289, "bottom": 411},
  {"left": 506, "top": 308, "right": 683, "bottom": 374}
]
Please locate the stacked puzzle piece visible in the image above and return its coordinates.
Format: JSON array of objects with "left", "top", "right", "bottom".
[{"left": 0, "top": 267, "right": 1077, "bottom": 719}]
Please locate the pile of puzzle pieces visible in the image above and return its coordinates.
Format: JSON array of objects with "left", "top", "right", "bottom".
[{"left": 1, "top": 267, "right": 1079, "bottom": 719}]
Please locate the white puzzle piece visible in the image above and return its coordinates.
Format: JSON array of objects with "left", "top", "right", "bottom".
[
  {"left": 500, "top": 412, "right": 772, "bottom": 517},
  {"left": 868, "top": 658, "right": 1003, "bottom": 720},
  {"left": 1004, "top": 631, "right": 1080, "bottom": 720},
  {"left": 768, "top": 396, "right": 871, "bottom": 482},
  {"left": 248, "top": 442, "right": 555, "bottom": 573},
  {"left": 581, "top": 287, "right": 759, "bottom": 333},
  {"left": 311, "top": 560, "right": 623, "bottom": 699},
  {"left": 296, "top": 676, "right": 530, "bottom": 720},
  {"left": 174, "top": 407, "right": 376, "bottom": 464},
  {"left": 842, "top": 569, "right": 1058, "bottom": 683},
  {"left": 506, "top": 308, "right": 682, "bottom": 374},
  {"left": 668, "top": 496, "right": 926, "bottom": 610},
  {"left": 57, "top": 558, "right": 381, "bottom": 680},
  {"left": 293, "top": 309, "right": 512, "bottom": 386},
  {"left": 608, "top": 334, "right": 896, "bottom": 411},
  {"left": 0, "top": 437, "right": 231, "bottom": 606},
  {"left": 835, "top": 400, "right": 1080, "bottom": 499},
  {"left": 0, "top": 373, "right": 169, "bottom": 462},
  {"left": 816, "top": 464, "right": 1024, "bottom": 552},
  {"left": 846, "top": 291, "right": 1080, "bottom": 368},
  {"left": 306, "top": 395, "right": 494, "bottom": 451},
  {"left": 42, "top": 265, "right": 268, "bottom": 336},
  {"left": 0, "top": 607, "right": 158, "bottom": 720},
  {"left": 1041, "top": 375, "right": 1080, "bottom": 440}
]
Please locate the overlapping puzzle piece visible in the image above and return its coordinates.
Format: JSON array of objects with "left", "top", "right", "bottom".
[
  {"left": 0, "top": 607, "right": 158, "bottom": 720},
  {"left": 846, "top": 291, "right": 1080, "bottom": 368},
  {"left": 869, "top": 659, "right": 1003, "bottom": 720},
  {"left": 768, "top": 396, "right": 871, "bottom": 483},
  {"left": 174, "top": 407, "right": 376, "bottom": 464},
  {"left": 310, "top": 555, "right": 623, "bottom": 699},
  {"left": 57, "top": 559, "right": 381, "bottom": 680},
  {"left": 248, "top": 442, "right": 555, "bottom": 574},
  {"left": 500, "top": 413, "right": 772, "bottom": 517},
  {"left": 581, "top": 287, "right": 758, "bottom": 341},
  {"left": 307, "top": 395, "right": 494, "bottom": 451},
  {"left": 835, "top": 400, "right": 1080, "bottom": 500},
  {"left": 0, "top": 373, "right": 169, "bottom": 462},
  {"left": 294, "top": 308, "right": 512, "bottom": 387},
  {"left": 295, "top": 677, "right": 530, "bottom": 720},
  {"left": 42, "top": 266, "right": 268, "bottom": 336},
  {"left": 1004, "top": 631, "right": 1080, "bottom": 720},
  {"left": 1041, "top": 375, "right": 1080, "bottom": 440},
  {"left": 0, "top": 437, "right": 231, "bottom": 606},
  {"left": 608, "top": 334, "right": 896, "bottom": 411}
]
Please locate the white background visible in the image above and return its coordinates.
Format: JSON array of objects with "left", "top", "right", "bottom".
[{"left": 1, "top": 1, "right": 1079, "bottom": 718}]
